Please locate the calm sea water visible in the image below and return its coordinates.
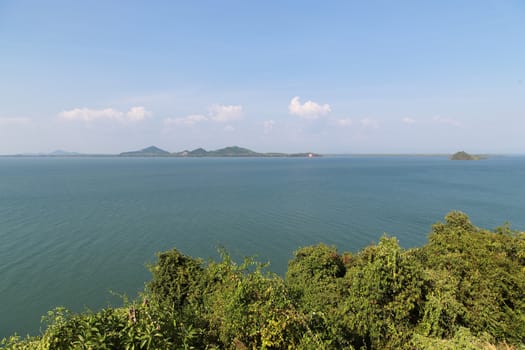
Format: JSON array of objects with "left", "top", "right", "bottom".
[{"left": 1, "top": 156, "right": 525, "bottom": 337}]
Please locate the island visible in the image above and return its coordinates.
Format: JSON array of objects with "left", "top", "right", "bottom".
[
  {"left": 119, "top": 146, "right": 170, "bottom": 157},
  {"left": 119, "top": 145, "right": 322, "bottom": 158},
  {"left": 171, "top": 146, "right": 260, "bottom": 157},
  {"left": 450, "top": 151, "right": 485, "bottom": 160}
]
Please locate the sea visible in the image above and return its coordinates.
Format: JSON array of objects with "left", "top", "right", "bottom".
[{"left": 1, "top": 155, "right": 525, "bottom": 338}]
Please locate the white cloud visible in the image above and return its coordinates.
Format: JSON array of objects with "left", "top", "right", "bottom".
[
  {"left": 263, "top": 120, "right": 276, "bottom": 133},
  {"left": 125, "top": 106, "right": 152, "bottom": 121},
  {"left": 223, "top": 125, "right": 235, "bottom": 132},
  {"left": 433, "top": 116, "right": 462, "bottom": 127},
  {"left": 164, "top": 114, "right": 208, "bottom": 126},
  {"left": 401, "top": 117, "right": 416, "bottom": 124},
  {"left": 360, "top": 118, "right": 379, "bottom": 129},
  {"left": 336, "top": 118, "right": 353, "bottom": 127},
  {"left": 0, "top": 117, "right": 32, "bottom": 126},
  {"left": 59, "top": 106, "right": 151, "bottom": 123},
  {"left": 288, "top": 96, "right": 331, "bottom": 119},
  {"left": 209, "top": 104, "right": 243, "bottom": 122},
  {"left": 163, "top": 104, "right": 244, "bottom": 129},
  {"left": 59, "top": 108, "right": 122, "bottom": 122}
]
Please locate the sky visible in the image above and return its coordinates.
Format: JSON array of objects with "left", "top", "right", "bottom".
[{"left": 0, "top": 0, "right": 524, "bottom": 154}]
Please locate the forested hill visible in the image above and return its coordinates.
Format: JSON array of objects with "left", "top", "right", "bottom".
[
  {"left": 3, "top": 211, "right": 524, "bottom": 349},
  {"left": 119, "top": 146, "right": 170, "bottom": 156},
  {"left": 173, "top": 146, "right": 261, "bottom": 157},
  {"left": 450, "top": 151, "right": 485, "bottom": 160},
  {"left": 118, "top": 145, "right": 321, "bottom": 157}
]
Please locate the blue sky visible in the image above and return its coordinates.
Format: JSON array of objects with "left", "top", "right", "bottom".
[{"left": 1, "top": 1, "right": 524, "bottom": 154}]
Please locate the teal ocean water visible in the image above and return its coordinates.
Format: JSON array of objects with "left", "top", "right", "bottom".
[{"left": 1, "top": 156, "right": 525, "bottom": 337}]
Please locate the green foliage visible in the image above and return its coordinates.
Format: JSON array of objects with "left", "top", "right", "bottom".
[
  {"left": 341, "top": 236, "right": 426, "bottom": 349},
  {"left": 0, "top": 335, "right": 41, "bottom": 350},
  {"left": 146, "top": 248, "right": 204, "bottom": 308},
  {"left": 204, "top": 258, "right": 307, "bottom": 349},
  {"left": 3, "top": 211, "right": 525, "bottom": 349},
  {"left": 416, "top": 269, "right": 466, "bottom": 339},
  {"left": 285, "top": 244, "right": 352, "bottom": 348},
  {"left": 44, "top": 305, "right": 172, "bottom": 350},
  {"left": 419, "top": 211, "right": 525, "bottom": 343},
  {"left": 411, "top": 327, "right": 491, "bottom": 350},
  {"left": 286, "top": 243, "right": 346, "bottom": 312}
]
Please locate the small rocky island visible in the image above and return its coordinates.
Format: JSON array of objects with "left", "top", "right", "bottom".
[{"left": 450, "top": 151, "right": 485, "bottom": 160}]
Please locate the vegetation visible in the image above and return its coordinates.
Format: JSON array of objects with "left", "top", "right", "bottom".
[
  {"left": 2, "top": 212, "right": 524, "bottom": 349},
  {"left": 120, "top": 146, "right": 171, "bottom": 157},
  {"left": 173, "top": 146, "right": 260, "bottom": 157},
  {"left": 118, "top": 145, "right": 321, "bottom": 158},
  {"left": 450, "top": 151, "right": 485, "bottom": 160}
]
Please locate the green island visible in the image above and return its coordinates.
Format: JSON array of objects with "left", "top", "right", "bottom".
[
  {"left": 450, "top": 151, "right": 486, "bottom": 161},
  {"left": 120, "top": 145, "right": 321, "bottom": 158},
  {"left": 2, "top": 212, "right": 525, "bottom": 349}
]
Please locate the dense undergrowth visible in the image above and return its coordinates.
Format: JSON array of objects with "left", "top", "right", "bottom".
[{"left": 2, "top": 211, "right": 525, "bottom": 349}]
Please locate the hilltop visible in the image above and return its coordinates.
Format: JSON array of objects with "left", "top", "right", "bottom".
[
  {"left": 119, "top": 146, "right": 170, "bottom": 157},
  {"left": 450, "top": 151, "right": 486, "bottom": 160},
  {"left": 172, "top": 146, "right": 260, "bottom": 157}
]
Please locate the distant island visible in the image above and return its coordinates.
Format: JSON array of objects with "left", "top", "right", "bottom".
[
  {"left": 8, "top": 150, "right": 83, "bottom": 157},
  {"left": 119, "top": 146, "right": 171, "bottom": 157},
  {"left": 119, "top": 145, "right": 321, "bottom": 158},
  {"left": 450, "top": 151, "right": 486, "bottom": 160}
]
